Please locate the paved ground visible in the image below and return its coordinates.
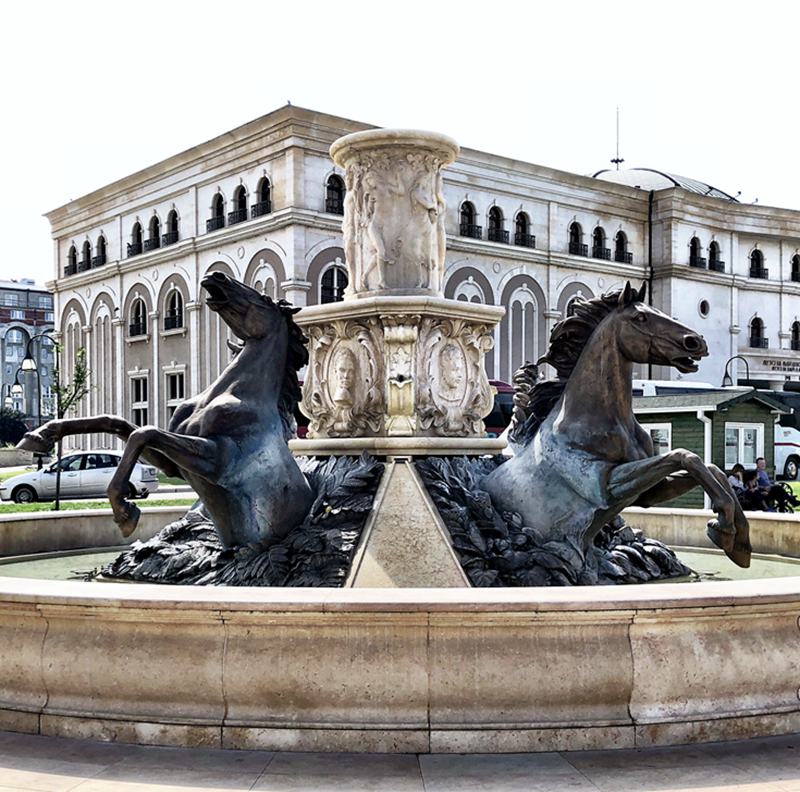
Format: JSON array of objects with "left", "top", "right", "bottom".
[{"left": 1, "top": 730, "right": 800, "bottom": 791}]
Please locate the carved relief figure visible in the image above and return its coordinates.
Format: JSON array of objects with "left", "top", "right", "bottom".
[{"left": 331, "top": 346, "right": 357, "bottom": 432}]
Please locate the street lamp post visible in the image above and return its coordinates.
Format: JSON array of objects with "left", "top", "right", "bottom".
[
  {"left": 20, "top": 331, "right": 53, "bottom": 428},
  {"left": 721, "top": 355, "right": 751, "bottom": 388}
]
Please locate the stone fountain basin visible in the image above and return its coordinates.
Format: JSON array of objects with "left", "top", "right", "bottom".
[{"left": 0, "top": 506, "right": 799, "bottom": 754}]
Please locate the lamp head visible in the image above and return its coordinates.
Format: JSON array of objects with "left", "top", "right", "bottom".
[
  {"left": 10, "top": 383, "right": 23, "bottom": 397},
  {"left": 21, "top": 356, "right": 36, "bottom": 371}
]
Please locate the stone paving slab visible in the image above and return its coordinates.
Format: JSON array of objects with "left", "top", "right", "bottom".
[{"left": 0, "top": 730, "right": 799, "bottom": 791}]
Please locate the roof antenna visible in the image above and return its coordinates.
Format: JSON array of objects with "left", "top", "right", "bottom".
[{"left": 610, "top": 106, "right": 624, "bottom": 170}]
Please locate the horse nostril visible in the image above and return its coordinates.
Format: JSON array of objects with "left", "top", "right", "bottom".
[{"left": 684, "top": 334, "right": 703, "bottom": 352}]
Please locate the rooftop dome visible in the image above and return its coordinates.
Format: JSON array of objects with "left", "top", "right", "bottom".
[{"left": 593, "top": 167, "right": 738, "bottom": 202}]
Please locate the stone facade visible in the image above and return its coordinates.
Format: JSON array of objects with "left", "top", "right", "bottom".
[{"left": 45, "top": 105, "right": 800, "bottom": 448}]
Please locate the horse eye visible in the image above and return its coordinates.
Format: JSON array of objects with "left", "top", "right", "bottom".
[{"left": 635, "top": 314, "right": 647, "bottom": 323}]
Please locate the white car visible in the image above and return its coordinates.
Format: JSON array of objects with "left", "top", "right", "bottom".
[{"left": 0, "top": 451, "right": 159, "bottom": 504}]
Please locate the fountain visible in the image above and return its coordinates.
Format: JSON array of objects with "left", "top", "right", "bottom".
[{"left": 0, "top": 129, "right": 799, "bottom": 753}]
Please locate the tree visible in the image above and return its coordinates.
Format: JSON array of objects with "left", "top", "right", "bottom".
[
  {"left": 0, "top": 408, "right": 27, "bottom": 446},
  {"left": 51, "top": 346, "right": 91, "bottom": 510}
]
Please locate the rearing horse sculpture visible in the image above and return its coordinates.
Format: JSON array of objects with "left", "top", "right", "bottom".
[
  {"left": 19, "top": 273, "right": 314, "bottom": 547},
  {"left": 485, "top": 282, "right": 751, "bottom": 568}
]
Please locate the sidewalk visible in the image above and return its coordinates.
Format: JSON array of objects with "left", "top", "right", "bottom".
[{"left": 1, "top": 729, "right": 799, "bottom": 791}]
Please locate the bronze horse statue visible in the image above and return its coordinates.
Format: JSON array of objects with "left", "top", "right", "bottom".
[
  {"left": 486, "top": 282, "right": 752, "bottom": 568},
  {"left": 19, "top": 273, "right": 313, "bottom": 547}
]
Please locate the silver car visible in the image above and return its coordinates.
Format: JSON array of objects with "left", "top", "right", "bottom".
[{"left": 0, "top": 451, "right": 159, "bottom": 504}]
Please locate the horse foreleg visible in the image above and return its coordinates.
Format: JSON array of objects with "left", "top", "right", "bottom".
[
  {"left": 634, "top": 470, "right": 697, "bottom": 506},
  {"left": 107, "top": 426, "right": 220, "bottom": 537}
]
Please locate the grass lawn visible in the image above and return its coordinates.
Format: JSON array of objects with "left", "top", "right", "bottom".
[
  {"left": 0, "top": 498, "right": 196, "bottom": 515},
  {"left": 158, "top": 473, "right": 187, "bottom": 486},
  {"left": 787, "top": 481, "right": 800, "bottom": 497}
]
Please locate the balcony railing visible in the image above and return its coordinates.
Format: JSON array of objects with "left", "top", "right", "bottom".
[
  {"left": 614, "top": 250, "right": 633, "bottom": 264},
  {"left": 592, "top": 247, "right": 611, "bottom": 260},
  {"left": 162, "top": 231, "right": 179, "bottom": 246},
  {"left": 127, "top": 242, "right": 143, "bottom": 257},
  {"left": 460, "top": 223, "right": 483, "bottom": 239},
  {"left": 569, "top": 242, "right": 588, "bottom": 257},
  {"left": 91, "top": 254, "right": 106, "bottom": 268},
  {"left": 77, "top": 260, "right": 91, "bottom": 272},
  {"left": 251, "top": 200, "right": 272, "bottom": 218},
  {"left": 144, "top": 238, "right": 160, "bottom": 252},
  {"left": 689, "top": 256, "right": 707, "bottom": 268},
  {"left": 228, "top": 208, "right": 247, "bottom": 225},
  {"left": 164, "top": 313, "right": 183, "bottom": 331},
  {"left": 64, "top": 263, "right": 77, "bottom": 277},
  {"left": 749, "top": 337, "right": 769, "bottom": 349},
  {"left": 487, "top": 228, "right": 509, "bottom": 244},
  {"left": 325, "top": 198, "right": 344, "bottom": 215},
  {"left": 206, "top": 216, "right": 225, "bottom": 233},
  {"left": 792, "top": 271, "right": 800, "bottom": 283},
  {"left": 750, "top": 266, "right": 769, "bottom": 279},
  {"left": 792, "top": 339, "right": 800, "bottom": 351},
  {"left": 709, "top": 260, "right": 725, "bottom": 272},
  {"left": 129, "top": 322, "right": 147, "bottom": 338},
  {"left": 514, "top": 232, "right": 536, "bottom": 248}
]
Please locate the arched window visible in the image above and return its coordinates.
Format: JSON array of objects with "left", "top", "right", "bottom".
[
  {"left": 505, "top": 286, "right": 537, "bottom": 379},
  {"left": 514, "top": 212, "right": 535, "bottom": 248},
  {"left": 94, "top": 235, "right": 107, "bottom": 267},
  {"left": 229, "top": 186, "right": 248, "bottom": 225},
  {"left": 614, "top": 231, "right": 632, "bottom": 264},
  {"left": 749, "top": 317, "right": 767, "bottom": 349},
  {"left": 325, "top": 175, "right": 345, "bottom": 215},
  {"left": 487, "top": 207, "right": 508, "bottom": 243},
  {"left": 207, "top": 193, "right": 225, "bottom": 232},
  {"left": 459, "top": 201, "right": 481, "bottom": 239},
  {"left": 79, "top": 241, "right": 92, "bottom": 272},
  {"left": 129, "top": 298, "right": 147, "bottom": 337},
  {"left": 453, "top": 275, "right": 485, "bottom": 304},
  {"left": 145, "top": 216, "right": 161, "bottom": 252},
  {"left": 750, "top": 248, "right": 767, "bottom": 279},
  {"left": 253, "top": 177, "right": 272, "bottom": 218},
  {"left": 708, "top": 241, "right": 724, "bottom": 272},
  {"left": 592, "top": 227, "right": 609, "bottom": 260},
  {"left": 163, "top": 210, "right": 179, "bottom": 246},
  {"left": 792, "top": 321, "right": 800, "bottom": 351},
  {"left": 320, "top": 265, "right": 348, "bottom": 303},
  {"left": 792, "top": 254, "right": 800, "bottom": 283},
  {"left": 568, "top": 222, "right": 586, "bottom": 256},
  {"left": 689, "top": 237, "right": 705, "bottom": 268},
  {"left": 66, "top": 245, "right": 77, "bottom": 276},
  {"left": 128, "top": 222, "right": 143, "bottom": 257},
  {"left": 164, "top": 289, "right": 183, "bottom": 330}
]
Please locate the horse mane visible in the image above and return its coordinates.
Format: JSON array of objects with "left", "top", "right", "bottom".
[
  {"left": 508, "top": 287, "right": 639, "bottom": 448},
  {"left": 276, "top": 300, "right": 309, "bottom": 441}
]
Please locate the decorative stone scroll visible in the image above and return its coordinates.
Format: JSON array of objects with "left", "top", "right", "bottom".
[{"left": 331, "top": 130, "right": 459, "bottom": 298}]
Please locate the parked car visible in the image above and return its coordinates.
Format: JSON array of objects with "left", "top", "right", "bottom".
[{"left": 0, "top": 451, "right": 159, "bottom": 504}]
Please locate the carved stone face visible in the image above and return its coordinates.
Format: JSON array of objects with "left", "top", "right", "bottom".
[
  {"left": 332, "top": 347, "right": 357, "bottom": 406},
  {"left": 438, "top": 343, "right": 465, "bottom": 401}
]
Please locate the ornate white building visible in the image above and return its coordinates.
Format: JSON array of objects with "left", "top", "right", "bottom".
[{"left": 46, "top": 105, "right": 800, "bottom": 446}]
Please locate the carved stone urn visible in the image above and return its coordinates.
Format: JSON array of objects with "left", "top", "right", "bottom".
[{"left": 293, "top": 130, "right": 504, "bottom": 456}]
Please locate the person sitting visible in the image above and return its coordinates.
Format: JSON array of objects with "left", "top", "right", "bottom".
[
  {"left": 728, "top": 463, "right": 745, "bottom": 494},
  {"left": 756, "top": 457, "right": 772, "bottom": 492},
  {"left": 738, "top": 469, "right": 770, "bottom": 511}
]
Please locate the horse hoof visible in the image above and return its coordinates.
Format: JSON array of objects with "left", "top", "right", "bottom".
[
  {"left": 115, "top": 502, "right": 141, "bottom": 538},
  {"left": 17, "top": 431, "right": 54, "bottom": 454},
  {"left": 706, "top": 520, "right": 734, "bottom": 553},
  {"left": 726, "top": 541, "right": 752, "bottom": 569}
]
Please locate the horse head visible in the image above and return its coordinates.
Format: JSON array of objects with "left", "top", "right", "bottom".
[
  {"left": 613, "top": 282, "right": 708, "bottom": 373},
  {"left": 201, "top": 272, "right": 295, "bottom": 342}
]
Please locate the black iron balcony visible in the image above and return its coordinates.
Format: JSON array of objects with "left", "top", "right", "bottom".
[
  {"left": 144, "top": 238, "right": 160, "bottom": 252},
  {"left": 162, "top": 231, "right": 179, "bottom": 247},
  {"left": 64, "top": 263, "right": 77, "bottom": 277},
  {"left": 569, "top": 242, "right": 588, "bottom": 257},
  {"left": 709, "top": 260, "right": 725, "bottom": 272},
  {"left": 127, "top": 241, "right": 143, "bottom": 257},
  {"left": 325, "top": 198, "right": 344, "bottom": 215},
  {"left": 750, "top": 266, "right": 769, "bottom": 279},
  {"left": 129, "top": 321, "right": 147, "bottom": 337},
  {"left": 206, "top": 216, "right": 225, "bottom": 233},
  {"left": 228, "top": 208, "right": 247, "bottom": 225},
  {"left": 689, "top": 255, "right": 707, "bottom": 268},
  {"left": 251, "top": 200, "right": 272, "bottom": 218},
  {"left": 792, "top": 339, "right": 800, "bottom": 351},
  {"left": 91, "top": 254, "right": 106, "bottom": 268},
  {"left": 164, "top": 313, "right": 183, "bottom": 331},
  {"left": 460, "top": 223, "right": 483, "bottom": 239},
  {"left": 514, "top": 232, "right": 536, "bottom": 248},
  {"left": 749, "top": 336, "right": 769, "bottom": 349},
  {"left": 487, "top": 227, "right": 509, "bottom": 244},
  {"left": 592, "top": 247, "right": 611, "bottom": 260},
  {"left": 792, "top": 271, "right": 800, "bottom": 283},
  {"left": 78, "top": 259, "right": 91, "bottom": 273},
  {"left": 614, "top": 250, "right": 633, "bottom": 264}
]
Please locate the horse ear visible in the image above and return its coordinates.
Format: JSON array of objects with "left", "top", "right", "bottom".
[
  {"left": 637, "top": 281, "right": 647, "bottom": 302},
  {"left": 618, "top": 281, "right": 634, "bottom": 306}
]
